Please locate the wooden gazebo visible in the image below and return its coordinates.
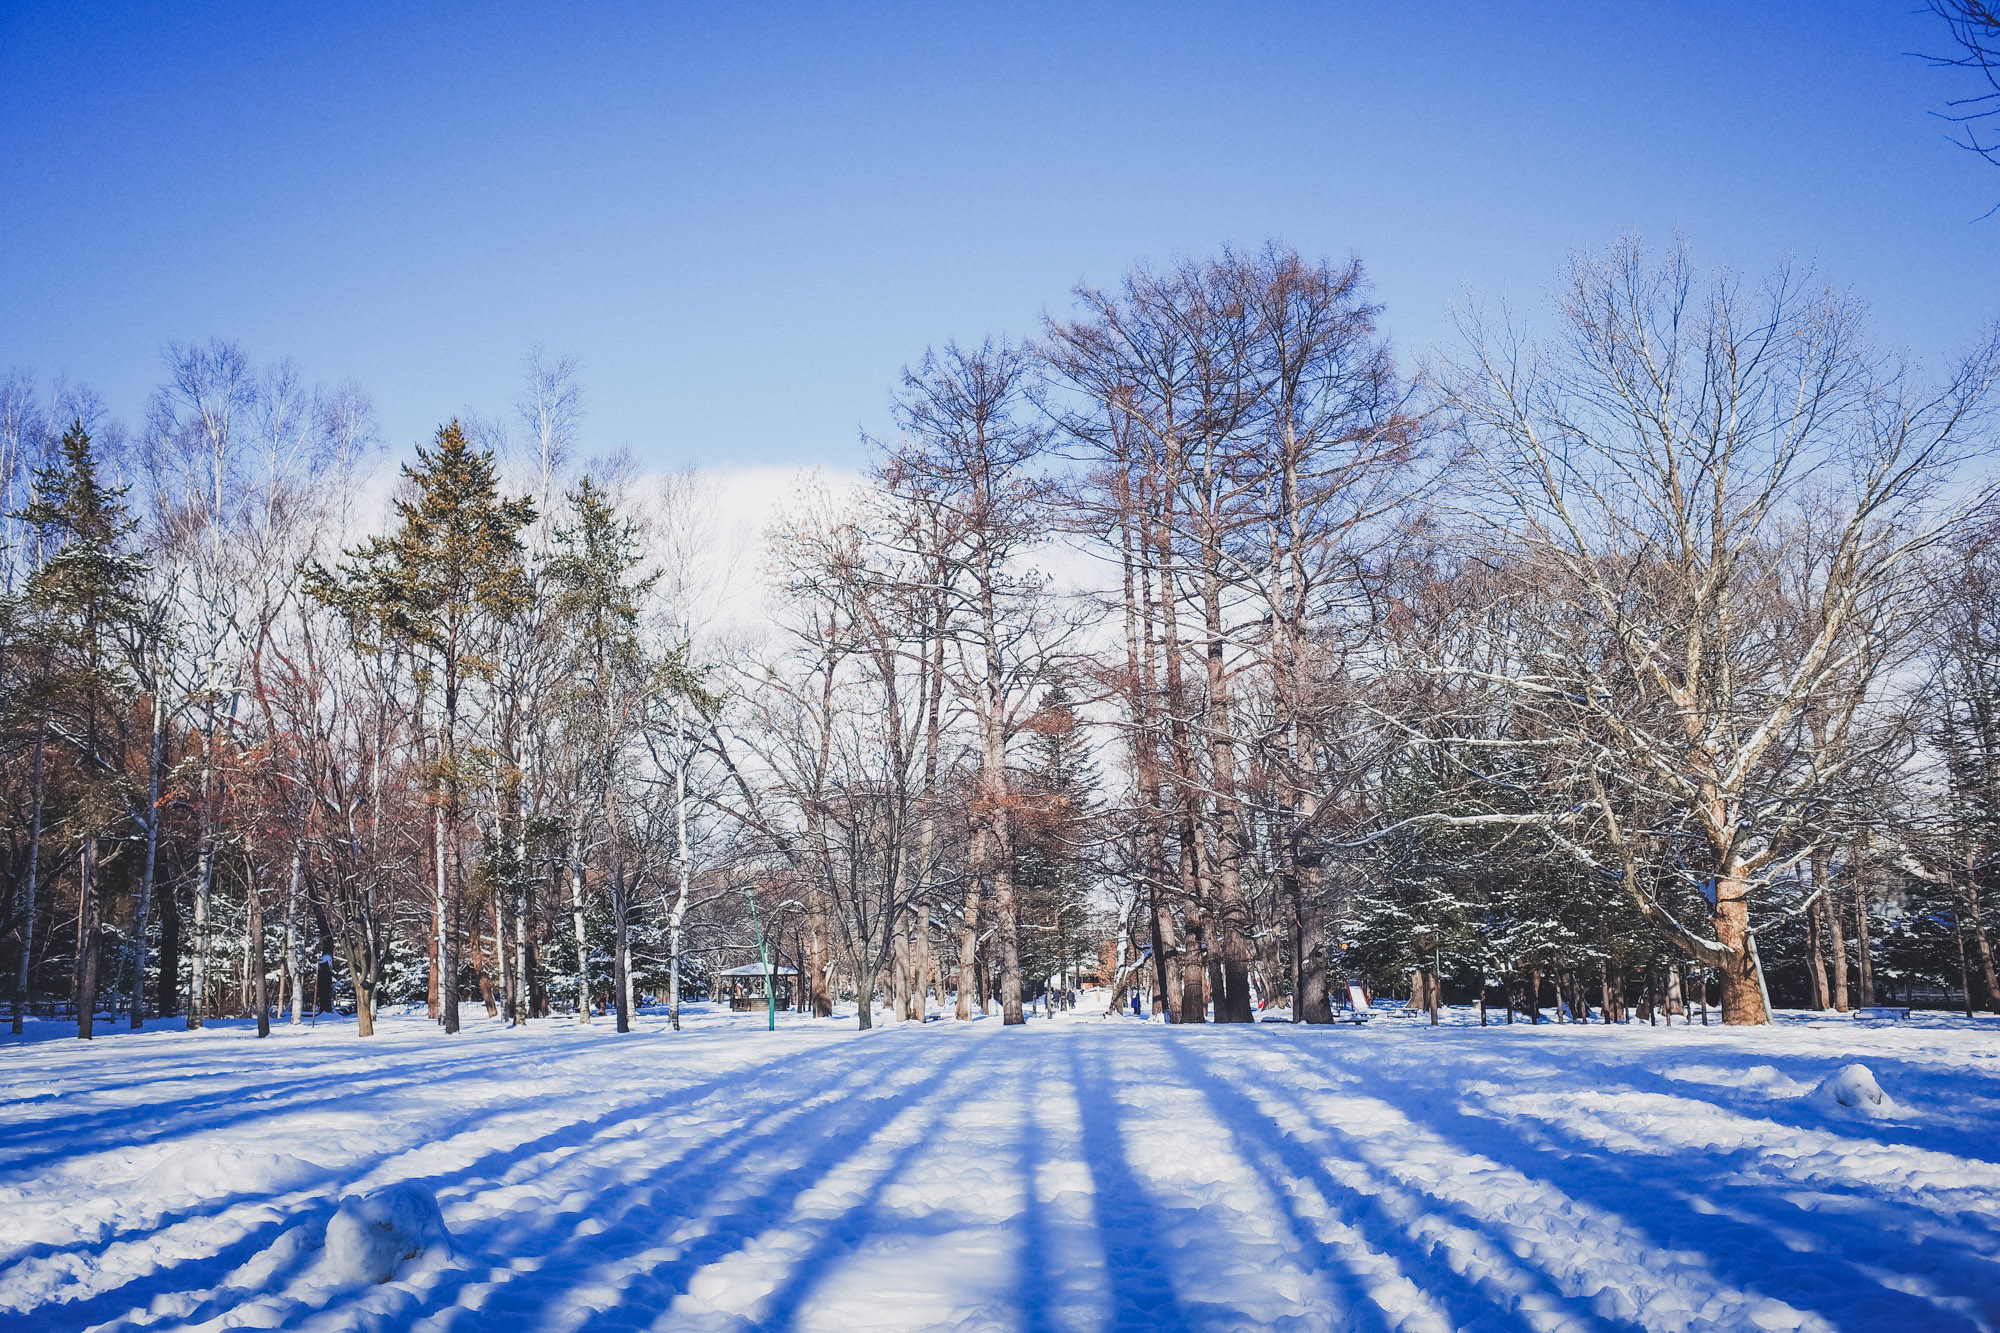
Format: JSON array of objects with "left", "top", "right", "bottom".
[{"left": 717, "top": 962, "right": 796, "bottom": 1011}]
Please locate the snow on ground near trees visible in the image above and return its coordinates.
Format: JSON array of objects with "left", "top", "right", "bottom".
[{"left": 2, "top": 1006, "right": 1998, "bottom": 1332}]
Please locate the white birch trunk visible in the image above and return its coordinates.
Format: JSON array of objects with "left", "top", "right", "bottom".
[{"left": 570, "top": 844, "right": 592, "bottom": 1022}]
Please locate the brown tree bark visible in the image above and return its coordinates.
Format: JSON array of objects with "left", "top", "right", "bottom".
[{"left": 1854, "top": 874, "right": 1876, "bottom": 1007}]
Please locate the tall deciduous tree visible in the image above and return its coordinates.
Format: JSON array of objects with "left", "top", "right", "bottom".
[
  {"left": 1444, "top": 238, "right": 2000, "bottom": 1023},
  {"left": 884, "top": 339, "right": 1055, "bottom": 1026}
]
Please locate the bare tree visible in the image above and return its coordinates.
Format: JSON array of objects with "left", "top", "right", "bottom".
[
  {"left": 144, "top": 339, "right": 258, "bottom": 1029},
  {"left": 1924, "top": 2, "right": 2000, "bottom": 170},
  {"left": 884, "top": 339, "right": 1059, "bottom": 1025},
  {"left": 1442, "top": 238, "right": 2000, "bottom": 1023},
  {"left": 518, "top": 346, "right": 585, "bottom": 514}
]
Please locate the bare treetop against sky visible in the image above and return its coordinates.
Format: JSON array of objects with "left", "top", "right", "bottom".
[{"left": 0, "top": 2, "right": 1993, "bottom": 466}]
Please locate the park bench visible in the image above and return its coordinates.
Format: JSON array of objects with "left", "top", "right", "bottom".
[{"left": 1854, "top": 1006, "right": 1911, "bottom": 1021}]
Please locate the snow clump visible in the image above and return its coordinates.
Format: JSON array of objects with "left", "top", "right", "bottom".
[
  {"left": 319, "top": 1182, "right": 453, "bottom": 1284},
  {"left": 1807, "top": 1063, "right": 1900, "bottom": 1118}
]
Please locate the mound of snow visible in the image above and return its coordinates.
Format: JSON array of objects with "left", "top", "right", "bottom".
[
  {"left": 139, "top": 1144, "right": 319, "bottom": 1204},
  {"left": 319, "top": 1183, "right": 453, "bottom": 1284},
  {"left": 1807, "top": 1063, "right": 1900, "bottom": 1118}
]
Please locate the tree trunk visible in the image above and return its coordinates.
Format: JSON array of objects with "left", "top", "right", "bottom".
[
  {"left": 1711, "top": 871, "right": 1770, "bottom": 1024},
  {"left": 431, "top": 796, "right": 447, "bottom": 1024},
  {"left": 130, "top": 688, "right": 167, "bottom": 1030},
  {"left": 514, "top": 749, "right": 533, "bottom": 1025},
  {"left": 569, "top": 845, "right": 592, "bottom": 1022},
  {"left": 316, "top": 938, "right": 335, "bottom": 1018},
  {"left": 1822, "top": 886, "right": 1850, "bottom": 1011},
  {"left": 1963, "top": 853, "right": 2000, "bottom": 1012},
  {"left": 808, "top": 898, "right": 833, "bottom": 1017},
  {"left": 670, "top": 703, "right": 692, "bottom": 1031},
  {"left": 515, "top": 886, "right": 531, "bottom": 1024},
  {"left": 1149, "top": 895, "right": 1179, "bottom": 1023},
  {"left": 891, "top": 913, "right": 913, "bottom": 1022},
  {"left": 912, "top": 594, "right": 947, "bottom": 1025},
  {"left": 1805, "top": 877, "right": 1830, "bottom": 1012},
  {"left": 157, "top": 876, "right": 181, "bottom": 1021},
  {"left": 529, "top": 935, "right": 547, "bottom": 1018},
  {"left": 284, "top": 842, "right": 304, "bottom": 1025},
  {"left": 12, "top": 725, "right": 47, "bottom": 1034},
  {"left": 1174, "top": 822, "right": 1207, "bottom": 1024},
  {"left": 914, "top": 906, "right": 931, "bottom": 1018},
  {"left": 1853, "top": 877, "right": 1876, "bottom": 1007},
  {"left": 249, "top": 846, "right": 269, "bottom": 1038},
  {"left": 191, "top": 708, "right": 220, "bottom": 1031},
  {"left": 611, "top": 858, "right": 631, "bottom": 1035},
  {"left": 956, "top": 878, "right": 981, "bottom": 1020},
  {"left": 1199, "top": 551, "right": 1255, "bottom": 1024},
  {"left": 1299, "top": 940, "right": 1333, "bottom": 1023},
  {"left": 490, "top": 881, "right": 508, "bottom": 1021},
  {"left": 979, "top": 632, "right": 1024, "bottom": 1024},
  {"left": 1180, "top": 917, "right": 1208, "bottom": 1023},
  {"left": 77, "top": 837, "right": 99, "bottom": 1039},
  {"left": 349, "top": 925, "right": 378, "bottom": 1039}
]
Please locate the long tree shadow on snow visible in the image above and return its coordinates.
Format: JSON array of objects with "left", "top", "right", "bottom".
[
  {"left": 411, "top": 1030, "right": 991, "bottom": 1330},
  {"left": 1227, "top": 1030, "right": 1995, "bottom": 1332},
  {"left": 1430, "top": 1024, "right": 2000, "bottom": 1168},
  {"left": 0, "top": 1027, "right": 909, "bottom": 1333},
  {"left": 1346, "top": 1029, "right": 2000, "bottom": 1310},
  {"left": 734, "top": 1041, "right": 1022, "bottom": 1332},
  {"left": 1150, "top": 1030, "right": 1581, "bottom": 1333}
]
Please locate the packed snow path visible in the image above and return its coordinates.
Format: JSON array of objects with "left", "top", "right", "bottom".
[{"left": 3, "top": 1007, "right": 1998, "bottom": 1332}]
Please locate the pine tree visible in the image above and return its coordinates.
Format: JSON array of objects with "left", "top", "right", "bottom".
[
  {"left": 9, "top": 423, "right": 144, "bottom": 1037},
  {"left": 311, "top": 421, "right": 533, "bottom": 1034}
]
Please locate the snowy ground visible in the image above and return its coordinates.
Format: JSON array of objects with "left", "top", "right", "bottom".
[{"left": 2, "top": 1002, "right": 1998, "bottom": 1332}]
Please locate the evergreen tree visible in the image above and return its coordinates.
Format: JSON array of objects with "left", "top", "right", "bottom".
[
  {"left": 10, "top": 423, "right": 144, "bottom": 1037},
  {"left": 546, "top": 475, "right": 661, "bottom": 1033},
  {"left": 1012, "top": 682, "right": 1100, "bottom": 1001},
  {"left": 311, "top": 421, "right": 533, "bottom": 1034}
]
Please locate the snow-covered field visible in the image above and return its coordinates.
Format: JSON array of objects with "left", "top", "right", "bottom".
[{"left": 2, "top": 1003, "right": 1997, "bottom": 1332}]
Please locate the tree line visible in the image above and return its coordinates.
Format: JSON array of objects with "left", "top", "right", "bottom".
[{"left": 5, "top": 238, "right": 1999, "bottom": 1039}]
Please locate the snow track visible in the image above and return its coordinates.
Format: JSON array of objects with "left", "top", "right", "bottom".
[{"left": 1, "top": 1007, "right": 1997, "bottom": 1331}]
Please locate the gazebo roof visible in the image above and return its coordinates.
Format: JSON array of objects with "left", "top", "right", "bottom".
[{"left": 717, "top": 963, "right": 797, "bottom": 976}]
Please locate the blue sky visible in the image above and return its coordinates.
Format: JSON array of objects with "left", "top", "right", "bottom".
[{"left": 2, "top": 2, "right": 1994, "bottom": 471}]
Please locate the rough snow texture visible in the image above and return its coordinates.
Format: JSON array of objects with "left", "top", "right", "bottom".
[{"left": 1, "top": 1004, "right": 1997, "bottom": 1331}]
